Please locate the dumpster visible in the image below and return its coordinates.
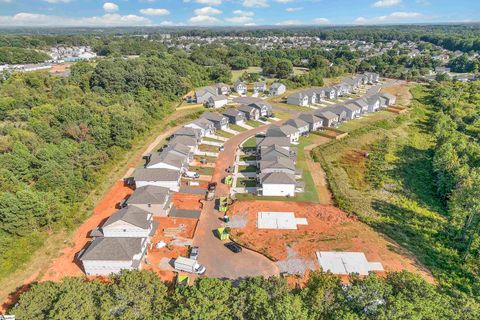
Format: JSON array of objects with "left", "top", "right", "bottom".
[{"left": 216, "top": 227, "right": 230, "bottom": 240}]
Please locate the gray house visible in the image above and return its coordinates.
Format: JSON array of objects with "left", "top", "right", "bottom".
[
  {"left": 259, "top": 156, "right": 296, "bottom": 175},
  {"left": 287, "top": 92, "right": 309, "bottom": 106},
  {"left": 352, "top": 99, "right": 369, "bottom": 114},
  {"left": 380, "top": 93, "right": 396, "bottom": 106},
  {"left": 298, "top": 113, "right": 323, "bottom": 131},
  {"left": 238, "top": 104, "right": 260, "bottom": 120},
  {"left": 250, "top": 102, "right": 272, "bottom": 117},
  {"left": 286, "top": 118, "right": 310, "bottom": 135},
  {"left": 195, "top": 86, "right": 218, "bottom": 104},
  {"left": 365, "top": 95, "right": 381, "bottom": 112},
  {"left": 256, "top": 136, "right": 291, "bottom": 151},
  {"left": 146, "top": 150, "right": 188, "bottom": 172},
  {"left": 328, "top": 106, "right": 348, "bottom": 122},
  {"left": 253, "top": 82, "right": 267, "bottom": 94},
  {"left": 259, "top": 144, "right": 296, "bottom": 162},
  {"left": 162, "top": 143, "right": 194, "bottom": 162},
  {"left": 342, "top": 104, "right": 362, "bottom": 120},
  {"left": 324, "top": 87, "right": 337, "bottom": 100},
  {"left": 168, "top": 136, "right": 199, "bottom": 153},
  {"left": 172, "top": 127, "right": 202, "bottom": 143},
  {"left": 133, "top": 168, "right": 181, "bottom": 191},
  {"left": 127, "top": 185, "right": 172, "bottom": 216},
  {"left": 101, "top": 206, "right": 154, "bottom": 238},
  {"left": 213, "top": 83, "right": 231, "bottom": 95},
  {"left": 233, "top": 80, "right": 247, "bottom": 95},
  {"left": 314, "top": 88, "right": 326, "bottom": 101},
  {"left": 80, "top": 237, "right": 148, "bottom": 276},
  {"left": 223, "top": 108, "right": 246, "bottom": 124},
  {"left": 206, "top": 95, "right": 228, "bottom": 109},
  {"left": 315, "top": 110, "right": 339, "bottom": 127},
  {"left": 202, "top": 112, "right": 229, "bottom": 130},
  {"left": 270, "top": 82, "right": 286, "bottom": 96}
]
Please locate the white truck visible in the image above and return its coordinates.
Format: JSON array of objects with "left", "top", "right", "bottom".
[
  {"left": 183, "top": 171, "right": 200, "bottom": 179},
  {"left": 174, "top": 257, "right": 206, "bottom": 274}
]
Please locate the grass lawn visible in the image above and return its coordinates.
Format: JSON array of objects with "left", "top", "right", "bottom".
[
  {"left": 236, "top": 178, "right": 257, "bottom": 188},
  {"left": 275, "top": 102, "right": 313, "bottom": 113},
  {"left": 199, "top": 144, "right": 220, "bottom": 153},
  {"left": 193, "top": 155, "right": 217, "bottom": 164},
  {"left": 338, "top": 111, "right": 397, "bottom": 133},
  {"left": 202, "top": 136, "right": 224, "bottom": 143},
  {"left": 240, "top": 154, "right": 256, "bottom": 161},
  {"left": 242, "top": 136, "right": 257, "bottom": 148},
  {"left": 271, "top": 110, "right": 291, "bottom": 120},
  {"left": 189, "top": 166, "right": 214, "bottom": 176},
  {"left": 229, "top": 124, "right": 247, "bottom": 132},
  {"left": 239, "top": 165, "right": 257, "bottom": 173},
  {"left": 310, "top": 85, "right": 471, "bottom": 288},
  {"left": 215, "top": 130, "right": 234, "bottom": 138},
  {"left": 246, "top": 120, "right": 263, "bottom": 128}
]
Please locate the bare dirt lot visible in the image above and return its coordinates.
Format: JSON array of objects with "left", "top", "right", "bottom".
[{"left": 229, "top": 200, "right": 434, "bottom": 282}]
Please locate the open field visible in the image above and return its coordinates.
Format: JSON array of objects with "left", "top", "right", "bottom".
[{"left": 229, "top": 200, "right": 434, "bottom": 282}]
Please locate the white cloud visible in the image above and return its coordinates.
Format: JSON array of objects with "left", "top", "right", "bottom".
[
  {"left": 354, "top": 11, "right": 422, "bottom": 24},
  {"left": 139, "top": 8, "right": 170, "bottom": 16},
  {"left": 313, "top": 17, "right": 330, "bottom": 24},
  {"left": 189, "top": 15, "right": 221, "bottom": 24},
  {"left": 0, "top": 12, "right": 151, "bottom": 26},
  {"left": 194, "top": 6, "right": 222, "bottom": 15},
  {"left": 276, "top": 19, "right": 301, "bottom": 25},
  {"left": 194, "top": 0, "right": 222, "bottom": 5},
  {"left": 275, "top": 0, "right": 295, "bottom": 3},
  {"left": 103, "top": 2, "right": 119, "bottom": 13},
  {"left": 372, "top": 0, "right": 401, "bottom": 8},
  {"left": 43, "top": 0, "right": 72, "bottom": 3},
  {"left": 233, "top": 10, "right": 254, "bottom": 17},
  {"left": 286, "top": 7, "right": 303, "bottom": 12},
  {"left": 243, "top": 0, "right": 268, "bottom": 8}
]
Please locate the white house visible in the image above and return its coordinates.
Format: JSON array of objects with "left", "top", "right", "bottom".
[
  {"left": 285, "top": 118, "right": 310, "bottom": 135},
  {"left": 133, "top": 168, "right": 181, "bottom": 191},
  {"left": 259, "top": 172, "right": 296, "bottom": 197},
  {"left": 146, "top": 151, "right": 188, "bottom": 172},
  {"left": 298, "top": 113, "right": 323, "bottom": 131},
  {"left": 127, "top": 185, "right": 172, "bottom": 216},
  {"left": 253, "top": 82, "right": 267, "bottom": 94},
  {"left": 266, "top": 125, "right": 300, "bottom": 144},
  {"left": 101, "top": 207, "right": 154, "bottom": 238},
  {"left": 233, "top": 80, "right": 247, "bottom": 95},
  {"left": 80, "top": 237, "right": 148, "bottom": 276},
  {"left": 270, "top": 82, "right": 286, "bottom": 96},
  {"left": 184, "top": 118, "right": 216, "bottom": 137},
  {"left": 287, "top": 92, "right": 309, "bottom": 107},
  {"left": 207, "top": 95, "right": 228, "bottom": 108}
]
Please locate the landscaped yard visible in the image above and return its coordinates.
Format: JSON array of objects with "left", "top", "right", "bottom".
[
  {"left": 189, "top": 166, "right": 214, "bottom": 176},
  {"left": 242, "top": 135, "right": 257, "bottom": 148},
  {"left": 229, "top": 124, "right": 247, "bottom": 132},
  {"left": 193, "top": 155, "right": 217, "bottom": 164},
  {"left": 199, "top": 144, "right": 220, "bottom": 153},
  {"left": 274, "top": 102, "right": 313, "bottom": 113},
  {"left": 246, "top": 120, "right": 263, "bottom": 127},
  {"left": 239, "top": 165, "right": 257, "bottom": 173},
  {"left": 236, "top": 178, "right": 257, "bottom": 188},
  {"left": 202, "top": 136, "right": 224, "bottom": 143},
  {"left": 215, "top": 130, "right": 234, "bottom": 138}
]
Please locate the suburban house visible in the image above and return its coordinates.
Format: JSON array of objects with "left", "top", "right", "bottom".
[
  {"left": 380, "top": 93, "right": 396, "bottom": 106},
  {"left": 365, "top": 95, "right": 381, "bottom": 112},
  {"left": 195, "top": 86, "right": 218, "bottom": 104},
  {"left": 184, "top": 118, "right": 216, "bottom": 137},
  {"left": 287, "top": 92, "right": 309, "bottom": 107},
  {"left": 342, "top": 104, "right": 362, "bottom": 120},
  {"left": 133, "top": 168, "right": 181, "bottom": 191},
  {"left": 298, "top": 113, "right": 323, "bottom": 131},
  {"left": 327, "top": 106, "right": 348, "bottom": 122},
  {"left": 259, "top": 144, "right": 296, "bottom": 162},
  {"left": 127, "top": 185, "right": 172, "bottom": 216},
  {"left": 270, "top": 82, "right": 286, "bottom": 96},
  {"left": 214, "top": 83, "right": 231, "bottom": 95},
  {"left": 343, "top": 78, "right": 359, "bottom": 92},
  {"left": 285, "top": 118, "right": 310, "bottom": 135},
  {"left": 146, "top": 151, "right": 188, "bottom": 172},
  {"left": 206, "top": 95, "right": 228, "bottom": 109},
  {"left": 233, "top": 80, "right": 247, "bottom": 95},
  {"left": 315, "top": 110, "right": 340, "bottom": 127},
  {"left": 250, "top": 102, "right": 272, "bottom": 117},
  {"left": 378, "top": 95, "right": 388, "bottom": 108},
  {"left": 202, "top": 112, "right": 229, "bottom": 130},
  {"left": 314, "top": 88, "right": 326, "bottom": 102},
  {"left": 80, "top": 237, "right": 148, "bottom": 276},
  {"left": 253, "top": 82, "right": 267, "bottom": 94},
  {"left": 259, "top": 172, "right": 296, "bottom": 197},
  {"left": 161, "top": 143, "right": 194, "bottom": 162},
  {"left": 167, "top": 136, "right": 198, "bottom": 153},
  {"left": 223, "top": 108, "right": 246, "bottom": 124},
  {"left": 256, "top": 136, "right": 291, "bottom": 151},
  {"left": 324, "top": 87, "right": 337, "bottom": 100},
  {"left": 259, "top": 157, "right": 296, "bottom": 175},
  {"left": 364, "top": 72, "right": 380, "bottom": 83},
  {"left": 352, "top": 99, "right": 369, "bottom": 114},
  {"left": 172, "top": 127, "right": 202, "bottom": 143},
  {"left": 238, "top": 104, "right": 260, "bottom": 120},
  {"left": 266, "top": 125, "right": 300, "bottom": 144},
  {"left": 101, "top": 207, "right": 154, "bottom": 238}
]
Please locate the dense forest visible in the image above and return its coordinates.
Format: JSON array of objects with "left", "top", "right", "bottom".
[
  {"left": 0, "top": 52, "right": 212, "bottom": 280},
  {"left": 0, "top": 47, "right": 50, "bottom": 64},
  {"left": 10, "top": 270, "right": 480, "bottom": 319}
]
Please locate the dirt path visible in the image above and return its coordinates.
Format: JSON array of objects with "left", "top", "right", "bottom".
[{"left": 304, "top": 139, "right": 333, "bottom": 205}]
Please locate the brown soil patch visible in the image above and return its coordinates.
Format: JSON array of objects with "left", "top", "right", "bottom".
[
  {"left": 229, "top": 200, "right": 434, "bottom": 282},
  {"left": 381, "top": 82, "right": 413, "bottom": 107},
  {"left": 339, "top": 149, "right": 368, "bottom": 190},
  {"left": 173, "top": 193, "right": 205, "bottom": 211}
]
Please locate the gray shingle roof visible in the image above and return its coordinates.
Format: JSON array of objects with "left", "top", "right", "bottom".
[
  {"left": 257, "top": 136, "right": 291, "bottom": 148},
  {"left": 80, "top": 237, "right": 145, "bottom": 261},
  {"left": 128, "top": 185, "right": 170, "bottom": 205},
  {"left": 223, "top": 108, "right": 243, "bottom": 117},
  {"left": 168, "top": 136, "right": 198, "bottom": 147},
  {"left": 147, "top": 151, "right": 186, "bottom": 169},
  {"left": 298, "top": 113, "right": 322, "bottom": 125},
  {"left": 260, "top": 172, "right": 296, "bottom": 185},
  {"left": 202, "top": 112, "right": 227, "bottom": 122},
  {"left": 315, "top": 110, "right": 338, "bottom": 120},
  {"left": 286, "top": 118, "right": 309, "bottom": 129},
  {"left": 259, "top": 156, "right": 296, "bottom": 171},
  {"left": 103, "top": 207, "right": 151, "bottom": 230},
  {"left": 133, "top": 168, "right": 181, "bottom": 181}
]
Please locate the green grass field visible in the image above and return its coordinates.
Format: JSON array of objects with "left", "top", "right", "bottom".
[
  {"left": 242, "top": 136, "right": 257, "bottom": 148},
  {"left": 246, "top": 120, "right": 263, "bottom": 128},
  {"left": 229, "top": 124, "right": 247, "bottom": 132},
  {"left": 236, "top": 178, "right": 257, "bottom": 188},
  {"left": 239, "top": 165, "right": 257, "bottom": 173},
  {"left": 190, "top": 166, "right": 214, "bottom": 176},
  {"left": 215, "top": 130, "right": 234, "bottom": 138}
]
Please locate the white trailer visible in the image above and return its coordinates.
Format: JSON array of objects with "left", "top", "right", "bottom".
[{"left": 174, "top": 257, "right": 206, "bottom": 274}]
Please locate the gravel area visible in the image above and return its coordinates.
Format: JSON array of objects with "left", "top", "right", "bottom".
[
  {"left": 276, "top": 246, "right": 316, "bottom": 275},
  {"left": 226, "top": 213, "right": 248, "bottom": 229}
]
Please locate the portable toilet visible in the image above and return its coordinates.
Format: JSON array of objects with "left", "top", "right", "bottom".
[{"left": 216, "top": 227, "right": 230, "bottom": 240}]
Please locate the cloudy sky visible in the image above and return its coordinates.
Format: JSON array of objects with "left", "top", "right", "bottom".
[{"left": 0, "top": 0, "right": 478, "bottom": 27}]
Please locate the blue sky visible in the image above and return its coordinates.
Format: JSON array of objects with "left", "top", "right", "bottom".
[{"left": 0, "top": 0, "right": 478, "bottom": 27}]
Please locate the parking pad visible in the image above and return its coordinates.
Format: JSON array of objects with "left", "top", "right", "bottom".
[{"left": 257, "top": 212, "right": 308, "bottom": 230}]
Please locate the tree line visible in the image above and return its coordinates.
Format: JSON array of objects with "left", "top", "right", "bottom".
[{"left": 10, "top": 270, "right": 480, "bottom": 319}]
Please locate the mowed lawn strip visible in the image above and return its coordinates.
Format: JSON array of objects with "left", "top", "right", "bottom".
[{"left": 229, "top": 124, "right": 247, "bottom": 132}]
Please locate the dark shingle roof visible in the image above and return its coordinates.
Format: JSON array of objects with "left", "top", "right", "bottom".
[
  {"left": 260, "top": 172, "right": 296, "bottom": 184},
  {"left": 80, "top": 237, "right": 145, "bottom": 261},
  {"left": 103, "top": 207, "right": 151, "bottom": 230},
  {"left": 133, "top": 168, "right": 180, "bottom": 181},
  {"left": 128, "top": 185, "right": 170, "bottom": 205}
]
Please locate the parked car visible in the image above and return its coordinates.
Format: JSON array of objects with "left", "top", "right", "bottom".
[
  {"left": 183, "top": 171, "right": 200, "bottom": 179},
  {"left": 189, "top": 246, "right": 199, "bottom": 260},
  {"left": 224, "top": 242, "right": 242, "bottom": 253},
  {"left": 219, "top": 146, "right": 225, "bottom": 151}
]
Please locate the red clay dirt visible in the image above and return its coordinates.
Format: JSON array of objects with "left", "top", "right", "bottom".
[{"left": 229, "top": 200, "right": 434, "bottom": 283}]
